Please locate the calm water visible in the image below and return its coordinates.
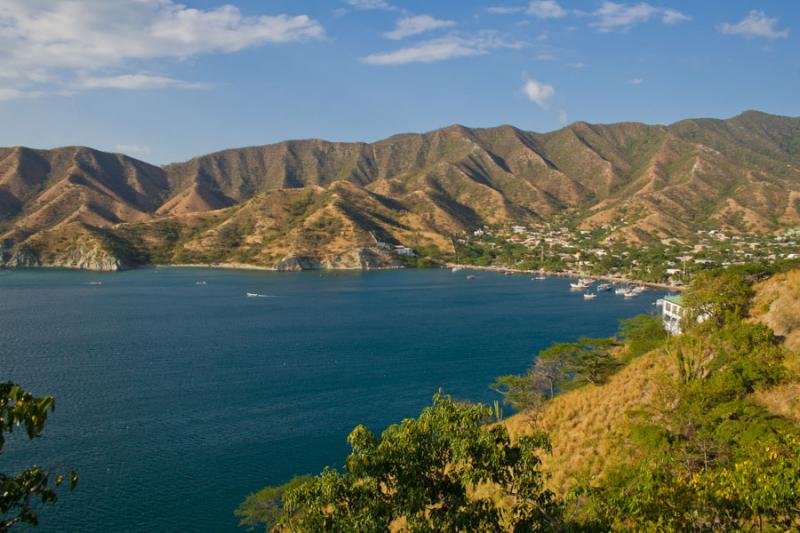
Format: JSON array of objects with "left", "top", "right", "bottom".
[{"left": 0, "top": 268, "right": 662, "bottom": 532}]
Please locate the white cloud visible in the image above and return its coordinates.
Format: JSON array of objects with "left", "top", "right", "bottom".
[
  {"left": 384, "top": 15, "right": 456, "bottom": 40},
  {"left": 486, "top": 6, "right": 525, "bottom": 15},
  {"left": 0, "top": 0, "right": 324, "bottom": 98},
  {"left": 116, "top": 144, "right": 152, "bottom": 155},
  {"left": 363, "top": 32, "right": 523, "bottom": 65},
  {"left": 78, "top": 74, "right": 208, "bottom": 90},
  {"left": 523, "top": 79, "right": 555, "bottom": 108},
  {"left": 589, "top": 2, "right": 690, "bottom": 32},
  {"left": 527, "top": 1, "right": 567, "bottom": 19},
  {"left": 0, "top": 88, "right": 25, "bottom": 101},
  {"left": 720, "top": 11, "right": 789, "bottom": 40},
  {"left": 628, "top": 78, "right": 644, "bottom": 85},
  {"left": 344, "top": 0, "right": 399, "bottom": 11},
  {"left": 566, "top": 62, "right": 587, "bottom": 69}
]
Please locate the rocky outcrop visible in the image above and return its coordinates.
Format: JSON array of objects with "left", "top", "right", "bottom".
[
  {"left": 1, "top": 243, "right": 126, "bottom": 271},
  {"left": 323, "top": 247, "right": 398, "bottom": 270},
  {"left": 3, "top": 247, "right": 40, "bottom": 268},
  {"left": 276, "top": 255, "right": 323, "bottom": 271}
]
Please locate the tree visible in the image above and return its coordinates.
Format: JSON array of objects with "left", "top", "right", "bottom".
[
  {"left": 244, "top": 392, "right": 563, "bottom": 532},
  {"left": 682, "top": 270, "right": 753, "bottom": 326},
  {"left": 236, "top": 476, "right": 312, "bottom": 531},
  {"left": 618, "top": 315, "right": 667, "bottom": 360},
  {"left": 560, "top": 338, "right": 620, "bottom": 388},
  {"left": 1, "top": 382, "right": 77, "bottom": 531}
]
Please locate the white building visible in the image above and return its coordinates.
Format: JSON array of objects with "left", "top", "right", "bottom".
[{"left": 662, "top": 295, "right": 686, "bottom": 335}]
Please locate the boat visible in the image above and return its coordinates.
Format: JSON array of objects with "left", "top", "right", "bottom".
[
  {"left": 246, "top": 292, "right": 259, "bottom": 297},
  {"left": 503, "top": 271, "right": 513, "bottom": 276},
  {"left": 583, "top": 293, "right": 597, "bottom": 300},
  {"left": 534, "top": 275, "right": 547, "bottom": 280},
  {"left": 451, "top": 266, "right": 463, "bottom": 273},
  {"left": 614, "top": 286, "right": 629, "bottom": 295},
  {"left": 623, "top": 290, "right": 637, "bottom": 299},
  {"left": 86, "top": 281, "right": 103, "bottom": 285},
  {"left": 597, "top": 283, "right": 611, "bottom": 291},
  {"left": 570, "top": 279, "right": 592, "bottom": 290},
  {"left": 466, "top": 274, "right": 476, "bottom": 280},
  {"left": 195, "top": 280, "right": 207, "bottom": 286}
]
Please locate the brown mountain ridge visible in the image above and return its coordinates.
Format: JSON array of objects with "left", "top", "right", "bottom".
[{"left": 1, "top": 110, "right": 799, "bottom": 271}]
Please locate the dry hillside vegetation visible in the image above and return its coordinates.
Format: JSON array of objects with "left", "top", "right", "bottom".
[
  {"left": 503, "top": 349, "right": 675, "bottom": 494},
  {"left": 2, "top": 111, "right": 800, "bottom": 269}
]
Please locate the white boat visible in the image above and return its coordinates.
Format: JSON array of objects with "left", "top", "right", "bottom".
[
  {"left": 534, "top": 275, "right": 547, "bottom": 280},
  {"left": 86, "top": 281, "right": 102, "bottom": 285},
  {"left": 615, "top": 287, "right": 629, "bottom": 295},
  {"left": 246, "top": 292, "right": 259, "bottom": 297},
  {"left": 570, "top": 279, "right": 591, "bottom": 290},
  {"left": 466, "top": 274, "right": 476, "bottom": 280},
  {"left": 623, "top": 290, "right": 637, "bottom": 299},
  {"left": 195, "top": 280, "right": 207, "bottom": 286},
  {"left": 583, "top": 293, "right": 597, "bottom": 300},
  {"left": 451, "top": 266, "right": 463, "bottom": 273}
]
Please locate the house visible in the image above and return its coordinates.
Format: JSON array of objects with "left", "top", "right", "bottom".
[
  {"left": 394, "top": 245, "right": 415, "bottom": 256},
  {"left": 662, "top": 294, "right": 686, "bottom": 335}
]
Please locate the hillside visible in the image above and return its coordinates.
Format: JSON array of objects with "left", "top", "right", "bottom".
[
  {"left": 503, "top": 267, "right": 800, "bottom": 497},
  {"left": 2, "top": 111, "right": 799, "bottom": 270}
]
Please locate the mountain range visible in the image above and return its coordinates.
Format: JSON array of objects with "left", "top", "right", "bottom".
[{"left": 1, "top": 110, "right": 799, "bottom": 271}]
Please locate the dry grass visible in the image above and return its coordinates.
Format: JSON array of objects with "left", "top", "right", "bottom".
[
  {"left": 503, "top": 349, "right": 676, "bottom": 495},
  {"left": 751, "top": 269, "right": 800, "bottom": 352},
  {"left": 750, "top": 269, "right": 800, "bottom": 422}
]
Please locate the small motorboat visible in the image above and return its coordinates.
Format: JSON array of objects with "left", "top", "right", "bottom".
[
  {"left": 86, "top": 281, "right": 103, "bottom": 286},
  {"left": 570, "top": 279, "right": 591, "bottom": 290},
  {"left": 451, "top": 266, "right": 463, "bottom": 273},
  {"left": 535, "top": 275, "right": 547, "bottom": 280},
  {"left": 584, "top": 293, "right": 597, "bottom": 300},
  {"left": 195, "top": 280, "right": 207, "bottom": 286},
  {"left": 466, "top": 275, "right": 476, "bottom": 280},
  {"left": 503, "top": 271, "right": 513, "bottom": 276},
  {"left": 597, "top": 283, "right": 611, "bottom": 291},
  {"left": 246, "top": 292, "right": 259, "bottom": 297}
]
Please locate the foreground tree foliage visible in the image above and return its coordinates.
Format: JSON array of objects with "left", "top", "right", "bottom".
[
  {"left": 238, "top": 393, "right": 563, "bottom": 532},
  {"left": 584, "top": 271, "right": 800, "bottom": 531},
  {"left": 0, "top": 382, "right": 77, "bottom": 531}
]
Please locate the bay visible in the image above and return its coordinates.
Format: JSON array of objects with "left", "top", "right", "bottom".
[{"left": 0, "top": 268, "right": 663, "bottom": 531}]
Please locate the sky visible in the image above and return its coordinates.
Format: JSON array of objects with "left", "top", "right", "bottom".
[{"left": 0, "top": 0, "right": 798, "bottom": 164}]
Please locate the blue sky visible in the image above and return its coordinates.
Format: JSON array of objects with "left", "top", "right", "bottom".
[{"left": 0, "top": 0, "right": 797, "bottom": 164}]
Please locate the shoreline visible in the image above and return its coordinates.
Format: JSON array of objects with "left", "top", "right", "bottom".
[{"left": 445, "top": 263, "right": 684, "bottom": 291}]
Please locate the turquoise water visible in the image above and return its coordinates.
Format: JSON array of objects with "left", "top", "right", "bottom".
[{"left": 0, "top": 268, "right": 662, "bottom": 531}]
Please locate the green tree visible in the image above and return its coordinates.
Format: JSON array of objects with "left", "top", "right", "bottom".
[
  {"left": 618, "top": 315, "right": 667, "bottom": 361},
  {"left": 682, "top": 270, "right": 753, "bottom": 326},
  {"left": 236, "top": 475, "right": 312, "bottom": 531},
  {"left": 244, "top": 392, "right": 563, "bottom": 532},
  {"left": 1, "top": 382, "right": 77, "bottom": 531}
]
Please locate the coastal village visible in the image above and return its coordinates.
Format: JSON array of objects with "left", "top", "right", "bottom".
[{"left": 446, "top": 223, "right": 800, "bottom": 288}]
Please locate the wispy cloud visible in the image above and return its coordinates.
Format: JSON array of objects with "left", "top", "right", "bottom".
[
  {"left": 363, "top": 31, "right": 523, "bottom": 65},
  {"left": 78, "top": 74, "right": 208, "bottom": 91},
  {"left": 528, "top": 1, "right": 568, "bottom": 19},
  {"left": 628, "top": 78, "right": 644, "bottom": 85},
  {"left": 589, "top": 2, "right": 690, "bottom": 32},
  {"left": 344, "top": 0, "right": 400, "bottom": 11},
  {"left": 485, "top": 6, "right": 525, "bottom": 15},
  {"left": 384, "top": 15, "right": 456, "bottom": 40},
  {"left": 522, "top": 79, "right": 555, "bottom": 108},
  {"left": 719, "top": 11, "right": 789, "bottom": 40},
  {"left": 0, "top": 0, "right": 324, "bottom": 99},
  {"left": 116, "top": 144, "right": 152, "bottom": 155}
]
